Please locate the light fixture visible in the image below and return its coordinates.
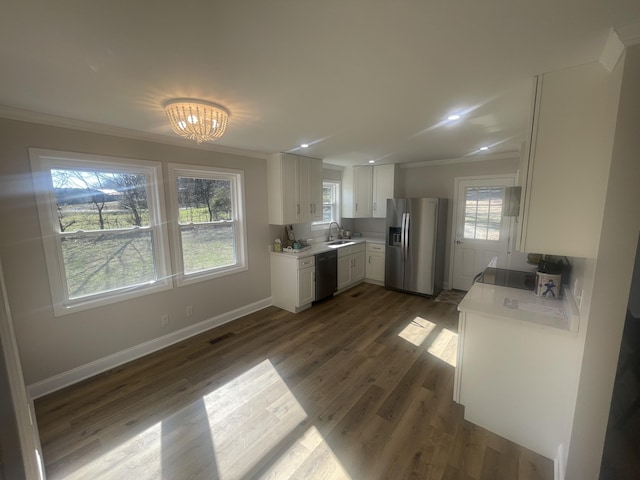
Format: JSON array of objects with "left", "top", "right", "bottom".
[
  {"left": 480, "top": 146, "right": 489, "bottom": 151},
  {"left": 447, "top": 114, "right": 461, "bottom": 121},
  {"left": 164, "top": 99, "right": 229, "bottom": 143},
  {"left": 300, "top": 143, "right": 309, "bottom": 148},
  {"left": 368, "top": 160, "right": 375, "bottom": 164}
]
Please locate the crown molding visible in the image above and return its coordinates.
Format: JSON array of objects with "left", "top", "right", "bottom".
[
  {"left": 0, "top": 105, "right": 270, "bottom": 160},
  {"left": 400, "top": 151, "right": 520, "bottom": 168}
]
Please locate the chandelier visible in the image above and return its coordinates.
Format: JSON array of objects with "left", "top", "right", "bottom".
[{"left": 164, "top": 99, "right": 230, "bottom": 143}]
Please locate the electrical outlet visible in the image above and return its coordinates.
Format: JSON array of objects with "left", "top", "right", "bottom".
[
  {"left": 186, "top": 306, "right": 193, "bottom": 317},
  {"left": 161, "top": 313, "right": 169, "bottom": 326}
]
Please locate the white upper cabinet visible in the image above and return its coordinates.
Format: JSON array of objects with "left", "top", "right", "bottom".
[
  {"left": 343, "top": 164, "right": 396, "bottom": 218},
  {"left": 268, "top": 153, "right": 323, "bottom": 225},
  {"left": 517, "top": 61, "right": 623, "bottom": 258},
  {"left": 372, "top": 164, "right": 396, "bottom": 218}
]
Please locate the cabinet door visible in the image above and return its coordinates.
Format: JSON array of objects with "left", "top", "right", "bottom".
[
  {"left": 297, "top": 156, "right": 312, "bottom": 223},
  {"left": 298, "top": 266, "right": 315, "bottom": 306},
  {"left": 353, "top": 166, "right": 373, "bottom": 218},
  {"left": 281, "top": 154, "right": 299, "bottom": 224},
  {"left": 517, "top": 64, "right": 621, "bottom": 257},
  {"left": 308, "top": 157, "right": 323, "bottom": 222},
  {"left": 337, "top": 255, "right": 352, "bottom": 290},
  {"left": 372, "top": 164, "right": 395, "bottom": 218},
  {"left": 366, "top": 251, "right": 385, "bottom": 282},
  {"left": 352, "top": 252, "right": 366, "bottom": 283}
]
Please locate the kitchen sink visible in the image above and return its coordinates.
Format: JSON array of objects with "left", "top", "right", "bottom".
[{"left": 327, "top": 240, "right": 355, "bottom": 247}]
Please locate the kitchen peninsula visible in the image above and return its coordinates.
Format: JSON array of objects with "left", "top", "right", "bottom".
[{"left": 454, "top": 276, "right": 582, "bottom": 462}]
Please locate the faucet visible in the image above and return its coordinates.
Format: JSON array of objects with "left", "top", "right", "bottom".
[{"left": 328, "top": 221, "right": 341, "bottom": 241}]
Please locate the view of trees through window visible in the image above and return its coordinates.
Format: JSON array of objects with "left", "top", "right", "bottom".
[
  {"left": 51, "top": 168, "right": 156, "bottom": 299},
  {"left": 176, "top": 176, "right": 235, "bottom": 275}
]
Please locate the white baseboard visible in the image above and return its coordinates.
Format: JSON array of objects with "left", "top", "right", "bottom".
[{"left": 28, "top": 297, "right": 272, "bottom": 399}]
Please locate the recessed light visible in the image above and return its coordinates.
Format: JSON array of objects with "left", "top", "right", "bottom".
[
  {"left": 447, "top": 114, "right": 461, "bottom": 121},
  {"left": 300, "top": 143, "right": 309, "bottom": 148},
  {"left": 480, "top": 146, "right": 489, "bottom": 151},
  {"left": 368, "top": 160, "right": 375, "bottom": 164}
]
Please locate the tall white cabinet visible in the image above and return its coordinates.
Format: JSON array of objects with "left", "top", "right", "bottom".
[
  {"left": 342, "top": 164, "right": 396, "bottom": 219},
  {"left": 268, "top": 153, "right": 323, "bottom": 225},
  {"left": 517, "top": 62, "right": 622, "bottom": 257}
]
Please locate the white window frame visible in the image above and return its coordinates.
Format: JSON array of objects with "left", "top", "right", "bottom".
[
  {"left": 29, "top": 148, "right": 172, "bottom": 316},
  {"left": 167, "top": 163, "right": 248, "bottom": 287},
  {"left": 312, "top": 180, "right": 341, "bottom": 230}
]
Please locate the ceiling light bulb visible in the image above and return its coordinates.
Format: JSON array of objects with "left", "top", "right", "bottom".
[
  {"left": 447, "top": 114, "right": 461, "bottom": 121},
  {"left": 368, "top": 160, "right": 375, "bottom": 164},
  {"left": 301, "top": 144, "right": 309, "bottom": 148},
  {"left": 480, "top": 146, "right": 489, "bottom": 151}
]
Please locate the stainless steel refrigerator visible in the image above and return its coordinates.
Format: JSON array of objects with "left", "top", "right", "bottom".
[{"left": 385, "top": 198, "right": 447, "bottom": 296}]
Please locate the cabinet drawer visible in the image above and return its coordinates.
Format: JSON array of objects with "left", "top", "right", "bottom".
[
  {"left": 366, "top": 243, "right": 385, "bottom": 253},
  {"left": 297, "top": 256, "right": 315, "bottom": 269}
]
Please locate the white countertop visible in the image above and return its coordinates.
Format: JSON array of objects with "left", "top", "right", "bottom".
[
  {"left": 270, "top": 236, "right": 384, "bottom": 258},
  {"left": 458, "top": 282, "right": 580, "bottom": 333}
]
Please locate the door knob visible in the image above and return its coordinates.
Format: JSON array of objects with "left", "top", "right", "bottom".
[{"left": 456, "top": 240, "right": 463, "bottom": 245}]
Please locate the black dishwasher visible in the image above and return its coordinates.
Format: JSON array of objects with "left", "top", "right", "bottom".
[{"left": 315, "top": 250, "right": 338, "bottom": 303}]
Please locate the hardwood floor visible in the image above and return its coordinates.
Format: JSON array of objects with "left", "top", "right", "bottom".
[{"left": 34, "top": 283, "right": 553, "bottom": 480}]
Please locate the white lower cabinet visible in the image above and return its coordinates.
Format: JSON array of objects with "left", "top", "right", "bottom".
[
  {"left": 365, "top": 243, "right": 385, "bottom": 284},
  {"left": 270, "top": 254, "right": 315, "bottom": 313},
  {"left": 337, "top": 243, "right": 365, "bottom": 291}
]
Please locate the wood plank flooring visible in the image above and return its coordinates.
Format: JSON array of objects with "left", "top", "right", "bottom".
[{"left": 34, "top": 283, "right": 554, "bottom": 480}]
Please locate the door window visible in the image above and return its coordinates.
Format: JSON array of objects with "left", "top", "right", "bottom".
[{"left": 463, "top": 186, "right": 505, "bottom": 241}]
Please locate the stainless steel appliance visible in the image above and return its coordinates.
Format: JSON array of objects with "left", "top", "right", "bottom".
[
  {"left": 315, "top": 250, "right": 337, "bottom": 302},
  {"left": 385, "top": 198, "right": 447, "bottom": 296}
]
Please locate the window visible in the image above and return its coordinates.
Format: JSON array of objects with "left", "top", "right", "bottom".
[
  {"left": 463, "top": 186, "right": 504, "bottom": 241},
  {"left": 30, "top": 149, "right": 171, "bottom": 315},
  {"left": 168, "top": 164, "right": 247, "bottom": 285},
  {"left": 312, "top": 181, "right": 341, "bottom": 229}
]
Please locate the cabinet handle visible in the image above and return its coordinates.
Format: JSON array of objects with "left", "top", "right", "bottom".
[
  {"left": 368, "top": 256, "right": 372, "bottom": 264},
  {"left": 373, "top": 202, "right": 376, "bottom": 211},
  {"left": 297, "top": 204, "right": 300, "bottom": 215},
  {"left": 355, "top": 202, "right": 358, "bottom": 212}
]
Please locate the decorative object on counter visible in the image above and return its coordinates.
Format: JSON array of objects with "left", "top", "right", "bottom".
[
  {"left": 285, "top": 224, "right": 295, "bottom": 242},
  {"left": 164, "top": 98, "right": 229, "bottom": 143},
  {"left": 433, "top": 289, "right": 466, "bottom": 305},
  {"left": 535, "top": 272, "right": 562, "bottom": 299},
  {"left": 535, "top": 256, "right": 563, "bottom": 299},
  {"left": 352, "top": 232, "right": 362, "bottom": 237},
  {"left": 344, "top": 230, "right": 352, "bottom": 239},
  {"left": 273, "top": 239, "right": 282, "bottom": 252}
]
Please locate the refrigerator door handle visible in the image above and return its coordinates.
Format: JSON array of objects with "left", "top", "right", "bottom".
[{"left": 404, "top": 213, "right": 410, "bottom": 261}]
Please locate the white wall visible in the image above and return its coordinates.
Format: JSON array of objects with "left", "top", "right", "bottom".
[
  {"left": 0, "top": 118, "right": 272, "bottom": 390},
  {"left": 566, "top": 45, "right": 640, "bottom": 479},
  {"left": 398, "top": 157, "right": 521, "bottom": 287}
]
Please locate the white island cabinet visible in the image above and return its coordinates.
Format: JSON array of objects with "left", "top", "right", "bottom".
[
  {"left": 454, "top": 282, "right": 582, "bottom": 460},
  {"left": 270, "top": 254, "right": 315, "bottom": 313}
]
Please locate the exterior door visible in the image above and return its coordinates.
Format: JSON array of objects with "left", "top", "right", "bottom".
[{"left": 452, "top": 176, "right": 515, "bottom": 291}]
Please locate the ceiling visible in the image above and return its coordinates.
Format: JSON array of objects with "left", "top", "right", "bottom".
[{"left": 1, "top": 1, "right": 639, "bottom": 167}]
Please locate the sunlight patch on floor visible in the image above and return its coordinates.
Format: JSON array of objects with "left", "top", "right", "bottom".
[
  {"left": 257, "top": 425, "right": 351, "bottom": 480},
  {"left": 398, "top": 316, "right": 437, "bottom": 346},
  {"left": 62, "top": 359, "right": 353, "bottom": 479},
  {"left": 64, "top": 422, "right": 163, "bottom": 479},
  {"left": 427, "top": 328, "right": 458, "bottom": 367}
]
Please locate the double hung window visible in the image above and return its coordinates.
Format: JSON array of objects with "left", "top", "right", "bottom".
[
  {"left": 312, "top": 181, "right": 340, "bottom": 229},
  {"left": 30, "top": 149, "right": 172, "bottom": 315},
  {"left": 168, "top": 164, "right": 247, "bottom": 285},
  {"left": 30, "top": 150, "right": 248, "bottom": 315}
]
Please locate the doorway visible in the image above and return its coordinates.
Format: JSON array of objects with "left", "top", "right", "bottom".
[{"left": 450, "top": 175, "right": 516, "bottom": 291}]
